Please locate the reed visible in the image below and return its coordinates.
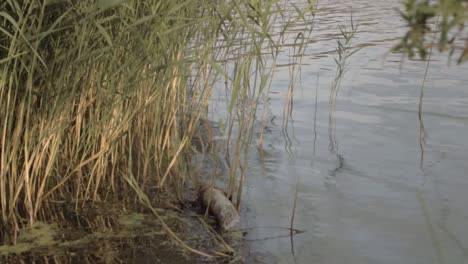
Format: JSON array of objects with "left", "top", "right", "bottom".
[
  {"left": 0, "top": 0, "right": 202, "bottom": 239},
  {"left": 327, "top": 19, "right": 359, "bottom": 153},
  {"left": 0, "top": 0, "right": 310, "bottom": 257}
]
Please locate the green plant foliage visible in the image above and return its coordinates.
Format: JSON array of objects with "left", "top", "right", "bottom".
[
  {"left": 0, "top": 1, "right": 313, "bottom": 256},
  {"left": 396, "top": 0, "right": 468, "bottom": 63}
]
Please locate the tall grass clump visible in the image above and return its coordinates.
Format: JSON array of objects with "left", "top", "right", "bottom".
[
  {"left": 212, "top": 1, "right": 317, "bottom": 208},
  {"left": 0, "top": 0, "right": 313, "bottom": 253},
  {"left": 0, "top": 0, "right": 203, "bottom": 240}
]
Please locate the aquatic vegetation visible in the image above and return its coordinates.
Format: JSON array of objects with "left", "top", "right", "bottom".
[
  {"left": 0, "top": 0, "right": 313, "bottom": 260},
  {"left": 396, "top": 0, "right": 468, "bottom": 63},
  {"left": 328, "top": 20, "right": 359, "bottom": 153}
]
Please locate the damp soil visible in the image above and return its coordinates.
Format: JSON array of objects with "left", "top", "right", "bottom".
[{"left": 0, "top": 188, "right": 249, "bottom": 264}]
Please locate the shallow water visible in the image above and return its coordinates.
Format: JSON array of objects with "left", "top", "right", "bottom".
[{"left": 233, "top": 1, "right": 468, "bottom": 263}]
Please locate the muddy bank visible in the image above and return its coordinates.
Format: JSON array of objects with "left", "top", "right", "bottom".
[{"left": 0, "top": 190, "right": 247, "bottom": 264}]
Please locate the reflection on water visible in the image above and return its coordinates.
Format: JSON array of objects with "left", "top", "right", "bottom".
[{"left": 233, "top": 0, "right": 468, "bottom": 263}]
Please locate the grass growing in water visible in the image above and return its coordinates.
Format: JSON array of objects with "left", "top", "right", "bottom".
[{"left": 0, "top": 0, "right": 313, "bottom": 259}]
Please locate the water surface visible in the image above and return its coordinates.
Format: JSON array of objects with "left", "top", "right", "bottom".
[{"left": 232, "top": 1, "right": 468, "bottom": 263}]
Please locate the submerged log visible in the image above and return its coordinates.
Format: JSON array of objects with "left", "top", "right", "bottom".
[{"left": 199, "top": 184, "right": 240, "bottom": 231}]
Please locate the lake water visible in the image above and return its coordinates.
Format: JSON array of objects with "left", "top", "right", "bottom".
[{"left": 222, "top": 0, "right": 468, "bottom": 263}]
